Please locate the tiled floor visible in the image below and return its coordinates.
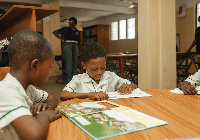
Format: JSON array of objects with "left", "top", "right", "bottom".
[{"left": 40, "top": 76, "right": 68, "bottom": 103}]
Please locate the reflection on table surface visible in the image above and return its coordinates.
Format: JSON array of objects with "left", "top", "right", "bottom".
[
  {"left": 47, "top": 89, "right": 200, "bottom": 140},
  {"left": 107, "top": 53, "right": 138, "bottom": 56}
]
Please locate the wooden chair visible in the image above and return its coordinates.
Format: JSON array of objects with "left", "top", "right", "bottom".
[
  {"left": 55, "top": 55, "right": 67, "bottom": 84},
  {"left": 176, "top": 53, "right": 192, "bottom": 84},
  {"left": 124, "top": 60, "right": 138, "bottom": 84},
  {"left": 188, "top": 53, "right": 200, "bottom": 70},
  {"left": 106, "top": 58, "right": 120, "bottom": 76}
]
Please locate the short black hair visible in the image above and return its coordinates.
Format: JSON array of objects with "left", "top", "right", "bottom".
[
  {"left": 80, "top": 42, "right": 106, "bottom": 63},
  {"left": 69, "top": 17, "right": 77, "bottom": 25},
  {"left": 8, "top": 30, "right": 53, "bottom": 70}
]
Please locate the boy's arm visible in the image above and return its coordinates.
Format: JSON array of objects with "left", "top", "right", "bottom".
[
  {"left": 178, "top": 81, "right": 197, "bottom": 95},
  {"left": 45, "top": 93, "right": 59, "bottom": 109},
  {"left": 60, "top": 90, "right": 109, "bottom": 101},
  {"left": 11, "top": 110, "right": 61, "bottom": 140}
]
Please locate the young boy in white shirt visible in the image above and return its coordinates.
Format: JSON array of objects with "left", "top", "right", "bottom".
[
  {"left": 0, "top": 30, "right": 61, "bottom": 140},
  {"left": 60, "top": 43, "right": 137, "bottom": 101},
  {"left": 178, "top": 69, "right": 200, "bottom": 95}
]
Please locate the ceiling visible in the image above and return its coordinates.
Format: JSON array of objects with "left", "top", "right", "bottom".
[{"left": 0, "top": 0, "right": 137, "bottom": 24}]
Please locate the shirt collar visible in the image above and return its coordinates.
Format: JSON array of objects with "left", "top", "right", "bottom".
[
  {"left": 83, "top": 71, "right": 94, "bottom": 83},
  {"left": 83, "top": 71, "right": 110, "bottom": 85},
  {"left": 99, "top": 71, "right": 110, "bottom": 85}
]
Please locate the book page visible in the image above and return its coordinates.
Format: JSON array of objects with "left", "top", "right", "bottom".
[
  {"left": 71, "top": 109, "right": 147, "bottom": 138},
  {"left": 107, "top": 88, "right": 152, "bottom": 99},
  {"left": 170, "top": 87, "right": 200, "bottom": 94},
  {"left": 56, "top": 102, "right": 110, "bottom": 117},
  {"left": 112, "top": 107, "right": 167, "bottom": 127}
]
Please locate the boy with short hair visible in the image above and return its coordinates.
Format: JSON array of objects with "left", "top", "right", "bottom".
[
  {"left": 0, "top": 30, "right": 61, "bottom": 140},
  {"left": 60, "top": 42, "right": 137, "bottom": 101}
]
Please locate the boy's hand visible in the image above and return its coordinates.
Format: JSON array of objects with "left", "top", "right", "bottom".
[
  {"left": 88, "top": 92, "right": 109, "bottom": 101},
  {"left": 181, "top": 84, "right": 198, "bottom": 95},
  {"left": 118, "top": 83, "right": 137, "bottom": 94},
  {"left": 37, "top": 109, "right": 62, "bottom": 123},
  {"left": 31, "top": 103, "right": 51, "bottom": 117}
]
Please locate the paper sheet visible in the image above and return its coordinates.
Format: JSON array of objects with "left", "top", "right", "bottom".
[
  {"left": 107, "top": 88, "right": 152, "bottom": 99},
  {"left": 170, "top": 87, "right": 200, "bottom": 94}
]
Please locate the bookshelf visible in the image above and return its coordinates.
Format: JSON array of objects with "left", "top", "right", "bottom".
[
  {"left": 0, "top": 5, "right": 59, "bottom": 40},
  {"left": 0, "top": 5, "right": 59, "bottom": 79},
  {"left": 83, "top": 25, "right": 110, "bottom": 53}
]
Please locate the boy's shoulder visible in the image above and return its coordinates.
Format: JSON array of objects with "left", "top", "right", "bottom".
[
  {"left": 101, "top": 71, "right": 119, "bottom": 81},
  {"left": 0, "top": 74, "right": 16, "bottom": 91},
  {"left": 72, "top": 73, "right": 88, "bottom": 80},
  {"left": 104, "top": 71, "right": 118, "bottom": 76}
]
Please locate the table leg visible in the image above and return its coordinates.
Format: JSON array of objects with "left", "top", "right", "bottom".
[{"left": 120, "top": 58, "right": 125, "bottom": 78}]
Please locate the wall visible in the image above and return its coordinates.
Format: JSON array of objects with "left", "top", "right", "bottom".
[
  {"left": 110, "top": 20, "right": 138, "bottom": 53},
  {"left": 41, "top": 1, "right": 61, "bottom": 77},
  {"left": 138, "top": 0, "right": 176, "bottom": 89},
  {"left": 176, "top": 7, "right": 194, "bottom": 52},
  {"left": 176, "top": 0, "right": 200, "bottom": 74},
  {"left": 83, "top": 13, "right": 138, "bottom": 53}
]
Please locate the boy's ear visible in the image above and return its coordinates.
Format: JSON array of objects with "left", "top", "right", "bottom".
[
  {"left": 81, "top": 62, "right": 86, "bottom": 69},
  {"left": 30, "top": 59, "right": 39, "bottom": 71}
]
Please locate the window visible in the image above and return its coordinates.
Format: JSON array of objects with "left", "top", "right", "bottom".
[
  {"left": 197, "top": 3, "right": 200, "bottom": 27},
  {"left": 127, "top": 18, "right": 135, "bottom": 39},
  {"left": 111, "top": 21, "right": 118, "bottom": 40},
  {"left": 119, "top": 20, "right": 126, "bottom": 39},
  {"left": 110, "top": 18, "right": 135, "bottom": 40}
]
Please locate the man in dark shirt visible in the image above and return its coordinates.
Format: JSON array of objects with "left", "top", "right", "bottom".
[
  {"left": 53, "top": 17, "right": 80, "bottom": 83},
  {"left": 187, "top": 16, "right": 200, "bottom": 54}
]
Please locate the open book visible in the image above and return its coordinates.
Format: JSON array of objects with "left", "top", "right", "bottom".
[{"left": 56, "top": 100, "right": 167, "bottom": 140}]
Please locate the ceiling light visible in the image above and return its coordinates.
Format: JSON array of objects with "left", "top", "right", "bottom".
[
  {"left": 121, "top": 0, "right": 128, "bottom": 2},
  {"left": 129, "top": 4, "right": 134, "bottom": 8}
]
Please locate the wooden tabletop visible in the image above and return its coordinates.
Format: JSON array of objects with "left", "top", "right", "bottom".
[
  {"left": 0, "top": 66, "right": 10, "bottom": 81},
  {"left": 47, "top": 89, "right": 200, "bottom": 140}
]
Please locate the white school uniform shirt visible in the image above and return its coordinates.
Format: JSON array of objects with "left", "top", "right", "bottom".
[
  {"left": 63, "top": 71, "right": 131, "bottom": 93},
  {"left": 0, "top": 73, "right": 48, "bottom": 140},
  {"left": 185, "top": 69, "right": 200, "bottom": 87}
]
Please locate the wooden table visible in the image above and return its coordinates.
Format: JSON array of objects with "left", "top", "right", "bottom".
[
  {"left": 47, "top": 89, "right": 200, "bottom": 140},
  {"left": 0, "top": 66, "right": 10, "bottom": 81},
  {"left": 106, "top": 53, "right": 138, "bottom": 78}
]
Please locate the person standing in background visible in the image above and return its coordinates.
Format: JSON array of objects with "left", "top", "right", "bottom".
[
  {"left": 187, "top": 16, "right": 200, "bottom": 54},
  {"left": 53, "top": 17, "right": 81, "bottom": 83}
]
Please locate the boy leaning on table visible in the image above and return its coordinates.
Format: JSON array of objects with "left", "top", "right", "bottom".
[
  {"left": 60, "top": 42, "right": 137, "bottom": 101},
  {"left": 178, "top": 69, "right": 200, "bottom": 95},
  {"left": 0, "top": 30, "right": 61, "bottom": 140}
]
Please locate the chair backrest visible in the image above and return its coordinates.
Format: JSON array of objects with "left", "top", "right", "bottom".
[
  {"left": 55, "top": 55, "right": 66, "bottom": 70},
  {"left": 55, "top": 55, "right": 62, "bottom": 61},
  {"left": 176, "top": 53, "right": 189, "bottom": 66},
  {"left": 189, "top": 54, "right": 199, "bottom": 70}
]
